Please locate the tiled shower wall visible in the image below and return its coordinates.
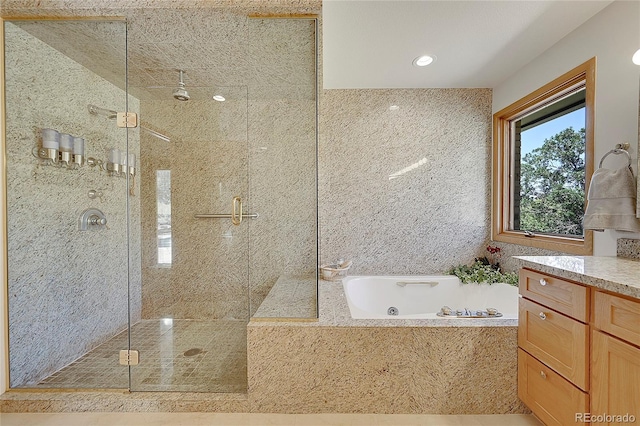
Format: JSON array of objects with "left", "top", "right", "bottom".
[
  {"left": 139, "top": 95, "right": 251, "bottom": 320},
  {"left": 4, "top": 22, "right": 141, "bottom": 387},
  {"left": 246, "top": 19, "right": 317, "bottom": 315},
  {"left": 139, "top": 17, "right": 317, "bottom": 320},
  {"left": 319, "top": 89, "right": 493, "bottom": 275}
]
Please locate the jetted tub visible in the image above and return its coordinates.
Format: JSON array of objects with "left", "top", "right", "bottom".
[{"left": 342, "top": 275, "right": 519, "bottom": 319}]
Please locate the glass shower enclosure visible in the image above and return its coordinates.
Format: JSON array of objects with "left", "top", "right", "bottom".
[
  {"left": 4, "top": 19, "right": 132, "bottom": 389},
  {"left": 3, "top": 13, "right": 317, "bottom": 392}
]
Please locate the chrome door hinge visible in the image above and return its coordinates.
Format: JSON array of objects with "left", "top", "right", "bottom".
[
  {"left": 119, "top": 349, "right": 139, "bottom": 366},
  {"left": 117, "top": 112, "right": 138, "bottom": 128}
]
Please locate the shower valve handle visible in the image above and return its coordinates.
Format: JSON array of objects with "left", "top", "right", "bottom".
[{"left": 89, "top": 215, "right": 107, "bottom": 226}]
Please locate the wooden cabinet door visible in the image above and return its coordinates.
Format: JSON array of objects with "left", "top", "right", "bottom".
[
  {"left": 594, "top": 291, "right": 640, "bottom": 347},
  {"left": 591, "top": 330, "right": 640, "bottom": 424}
]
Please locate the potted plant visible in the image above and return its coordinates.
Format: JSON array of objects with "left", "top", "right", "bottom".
[{"left": 448, "top": 245, "right": 518, "bottom": 286}]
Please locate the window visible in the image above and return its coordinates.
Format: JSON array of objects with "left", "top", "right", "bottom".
[
  {"left": 492, "top": 58, "right": 595, "bottom": 254},
  {"left": 157, "top": 170, "right": 172, "bottom": 266}
]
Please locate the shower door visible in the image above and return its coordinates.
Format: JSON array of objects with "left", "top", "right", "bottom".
[
  {"left": 4, "top": 19, "right": 132, "bottom": 389},
  {"left": 131, "top": 79, "right": 250, "bottom": 392}
]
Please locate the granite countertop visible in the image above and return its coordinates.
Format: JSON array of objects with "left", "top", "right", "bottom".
[{"left": 514, "top": 255, "right": 640, "bottom": 299}]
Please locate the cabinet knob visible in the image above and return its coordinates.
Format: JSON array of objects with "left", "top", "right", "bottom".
[
  {"left": 539, "top": 312, "right": 547, "bottom": 320},
  {"left": 540, "top": 370, "right": 546, "bottom": 379},
  {"left": 539, "top": 278, "right": 547, "bottom": 286}
]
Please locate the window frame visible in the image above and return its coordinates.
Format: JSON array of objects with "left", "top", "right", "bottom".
[{"left": 492, "top": 57, "right": 595, "bottom": 255}]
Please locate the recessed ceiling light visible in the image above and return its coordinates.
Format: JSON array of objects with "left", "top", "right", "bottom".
[
  {"left": 413, "top": 55, "right": 436, "bottom": 67},
  {"left": 213, "top": 95, "right": 226, "bottom": 102},
  {"left": 633, "top": 49, "right": 640, "bottom": 65}
]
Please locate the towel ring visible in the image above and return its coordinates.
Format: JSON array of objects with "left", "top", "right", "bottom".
[{"left": 598, "top": 148, "right": 632, "bottom": 169}]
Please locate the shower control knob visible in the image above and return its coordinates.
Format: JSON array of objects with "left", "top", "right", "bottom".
[{"left": 89, "top": 215, "right": 107, "bottom": 226}]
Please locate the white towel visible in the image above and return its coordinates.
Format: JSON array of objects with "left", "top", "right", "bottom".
[{"left": 583, "top": 166, "right": 640, "bottom": 232}]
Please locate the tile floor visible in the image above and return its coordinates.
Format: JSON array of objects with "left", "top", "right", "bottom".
[
  {"left": 0, "top": 413, "right": 542, "bottom": 425},
  {"left": 35, "top": 319, "right": 247, "bottom": 393}
]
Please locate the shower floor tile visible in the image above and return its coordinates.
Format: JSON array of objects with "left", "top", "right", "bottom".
[{"left": 35, "top": 319, "right": 247, "bottom": 393}]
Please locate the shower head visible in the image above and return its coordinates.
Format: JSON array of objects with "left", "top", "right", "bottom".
[{"left": 173, "top": 70, "right": 190, "bottom": 101}]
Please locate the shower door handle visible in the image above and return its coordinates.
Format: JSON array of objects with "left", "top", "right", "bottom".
[
  {"left": 231, "top": 196, "right": 243, "bottom": 226},
  {"left": 194, "top": 196, "right": 258, "bottom": 223}
]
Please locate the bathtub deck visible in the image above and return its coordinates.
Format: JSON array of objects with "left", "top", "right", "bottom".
[
  {"left": 245, "top": 279, "right": 526, "bottom": 414},
  {"left": 252, "top": 275, "right": 317, "bottom": 320}
]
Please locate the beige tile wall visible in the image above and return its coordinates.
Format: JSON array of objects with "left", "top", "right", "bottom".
[
  {"left": 319, "top": 88, "right": 493, "bottom": 275},
  {"left": 247, "top": 324, "right": 527, "bottom": 414},
  {"left": 138, "top": 17, "right": 317, "bottom": 320},
  {"left": 4, "top": 21, "right": 141, "bottom": 387}
]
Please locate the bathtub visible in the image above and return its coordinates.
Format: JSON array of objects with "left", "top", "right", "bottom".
[{"left": 342, "top": 275, "right": 519, "bottom": 319}]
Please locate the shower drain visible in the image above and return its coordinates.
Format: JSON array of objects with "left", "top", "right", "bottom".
[
  {"left": 184, "top": 348, "right": 203, "bottom": 357},
  {"left": 387, "top": 306, "right": 399, "bottom": 316}
]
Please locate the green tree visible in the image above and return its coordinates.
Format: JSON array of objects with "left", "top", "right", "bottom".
[{"left": 519, "top": 127, "right": 585, "bottom": 235}]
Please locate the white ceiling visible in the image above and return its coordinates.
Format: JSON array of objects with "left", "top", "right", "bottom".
[{"left": 323, "top": 0, "right": 613, "bottom": 89}]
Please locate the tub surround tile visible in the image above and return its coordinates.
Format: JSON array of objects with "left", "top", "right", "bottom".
[
  {"left": 245, "top": 281, "right": 524, "bottom": 414},
  {"left": 252, "top": 275, "right": 317, "bottom": 319},
  {"left": 319, "top": 89, "right": 493, "bottom": 277},
  {"left": 617, "top": 238, "right": 640, "bottom": 260},
  {"left": 247, "top": 325, "right": 526, "bottom": 415},
  {"left": 514, "top": 256, "right": 640, "bottom": 299}
]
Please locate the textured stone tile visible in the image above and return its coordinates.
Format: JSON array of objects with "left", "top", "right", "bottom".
[
  {"left": 319, "top": 89, "right": 493, "bottom": 276},
  {"left": 617, "top": 238, "right": 640, "bottom": 260},
  {"left": 247, "top": 324, "right": 525, "bottom": 414},
  {"left": 252, "top": 276, "right": 316, "bottom": 319},
  {"left": 135, "top": 17, "right": 317, "bottom": 321},
  {"left": 4, "top": 22, "right": 141, "bottom": 388}
]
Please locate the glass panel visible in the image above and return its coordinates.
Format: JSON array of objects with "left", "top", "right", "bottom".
[
  {"left": 132, "top": 83, "right": 249, "bottom": 392},
  {"left": 4, "top": 20, "right": 130, "bottom": 389},
  {"left": 126, "top": 11, "right": 317, "bottom": 392},
  {"left": 247, "top": 18, "right": 318, "bottom": 320}
]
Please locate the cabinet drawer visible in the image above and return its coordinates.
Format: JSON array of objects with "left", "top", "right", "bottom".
[
  {"left": 519, "top": 268, "right": 588, "bottom": 322},
  {"left": 518, "top": 349, "right": 589, "bottom": 426},
  {"left": 594, "top": 291, "right": 640, "bottom": 347},
  {"left": 519, "top": 298, "right": 589, "bottom": 390}
]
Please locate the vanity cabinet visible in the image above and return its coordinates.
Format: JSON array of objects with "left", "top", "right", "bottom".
[
  {"left": 591, "top": 292, "right": 640, "bottom": 424},
  {"left": 518, "top": 268, "right": 640, "bottom": 425},
  {"left": 518, "top": 268, "right": 589, "bottom": 425}
]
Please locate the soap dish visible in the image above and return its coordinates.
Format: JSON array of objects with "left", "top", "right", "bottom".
[{"left": 319, "top": 261, "right": 352, "bottom": 281}]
